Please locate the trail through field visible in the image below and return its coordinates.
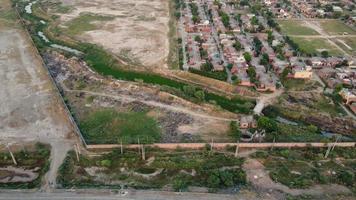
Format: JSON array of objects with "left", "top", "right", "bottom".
[
  {"left": 302, "top": 19, "right": 351, "bottom": 58},
  {"left": 65, "top": 89, "right": 239, "bottom": 122}
]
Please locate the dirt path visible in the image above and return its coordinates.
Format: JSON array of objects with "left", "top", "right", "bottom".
[
  {"left": 65, "top": 89, "right": 239, "bottom": 122},
  {"left": 302, "top": 19, "right": 351, "bottom": 58},
  {"left": 42, "top": 141, "right": 73, "bottom": 192},
  {"left": 253, "top": 89, "right": 284, "bottom": 115},
  {"left": 242, "top": 158, "right": 351, "bottom": 197}
]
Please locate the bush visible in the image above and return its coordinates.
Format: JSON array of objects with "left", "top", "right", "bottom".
[
  {"left": 100, "top": 160, "right": 112, "bottom": 168},
  {"left": 338, "top": 170, "right": 354, "bottom": 186},
  {"left": 173, "top": 175, "right": 190, "bottom": 192}
]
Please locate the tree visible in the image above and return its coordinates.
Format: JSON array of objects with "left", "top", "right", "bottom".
[
  {"left": 307, "top": 125, "right": 318, "bottom": 133},
  {"left": 183, "top": 85, "right": 196, "bottom": 97},
  {"left": 321, "top": 50, "right": 329, "bottom": 58},
  {"left": 338, "top": 170, "right": 354, "bottom": 186},
  {"left": 173, "top": 176, "right": 189, "bottom": 192},
  {"left": 257, "top": 116, "right": 278, "bottom": 132},
  {"left": 230, "top": 121, "right": 241, "bottom": 140},
  {"left": 246, "top": 66, "right": 257, "bottom": 83},
  {"left": 207, "top": 170, "right": 221, "bottom": 188},
  {"left": 194, "top": 90, "right": 205, "bottom": 102},
  {"left": 253, "top": 37, "right": 263, "bottom": 56},
  {"left": 233, "top": 40, "right": 242, "bottom": 51},
  {"left": 192, "top": 15, "right": 199, "bottom": 24},
  {"left": 251, "top": 16, "right": 259, "bottom": 25},
  {"left": 201, "top": 61, "right": 213, "bottom": 71},
  {"left": 194, "top": 35, "right": 202, "bottom": 43},
  {"left": 227, "top": 63, "right": 233, "bottom": 70},
  {"left": 243, "top": 52, "right": 252, "bottom": 63}
]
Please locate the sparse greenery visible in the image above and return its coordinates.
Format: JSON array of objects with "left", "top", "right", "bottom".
[
  {"left": 57, "top": 149, "right": 246, "bottom": 190},
  {"left": 80, "top": 109, "right": 161, "bottom": 144},
  {"left": 255, "top": 148, "right": 356, "bottom": 191},
  {"left": 63, "top": 13, "right": 115, "bottom": 36},
  {"left": 0, "top": 143, "right": 50, "bottom": 189}
]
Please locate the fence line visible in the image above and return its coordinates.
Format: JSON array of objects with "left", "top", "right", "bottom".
[
  {"left": 86, "top": 142, "right": 355, "bottom": 150},
  {"left": 14, "top": 6, "right": 87, "bottom": 147}
]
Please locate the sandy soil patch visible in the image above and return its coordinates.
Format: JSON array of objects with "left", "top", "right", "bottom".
[
  {"left": 0, "top": 29, "right": 72, "bottom": 143},
  {"left": 0, "top": 166, "right": 39, "bottom": 183},
  {"left": 57, "top": 0, "right": 170, "bottom": 68}
]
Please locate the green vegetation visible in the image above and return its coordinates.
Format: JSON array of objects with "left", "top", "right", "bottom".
[
  {"left": 189, "top": 68, "right": 227, "bottom": 81},
  {"left": 229, "top": 121, "right": 241, "bottom": 140},
  {"left": 79, "top": 109, "right": 161, "bottom": 144},
  {"left": 254, "top": 148, "right": 356, "bottom": 191},
  {"left": 277, "top": 20, "right": 319, "bottom": 35},
  {"left": 0, "top": 143, "right": 50, "bottom": 189},
  {"left": 63, "top": 13, "right": 114, "bottom": 36},
  {"left": 57, "top": 149, "right": 246, "bottom": 190},
  {"left": 0, "top": 1, "right": 19, "bottom": 27},
  {"left": 218, "top": 10, "right": 230, "bottom": 29},
  {"left": 289, "top": 37, "right": 342, "bottom": 56},
  {"left": 334, "top": 37, "right": 356, "bottom": 56},
  {"left": 318, "top": 20, "right": 356, "bottom": 35}
]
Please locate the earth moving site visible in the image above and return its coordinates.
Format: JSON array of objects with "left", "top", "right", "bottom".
[{"left": 0, "top": 0, "right": 355, "bottom": 199}]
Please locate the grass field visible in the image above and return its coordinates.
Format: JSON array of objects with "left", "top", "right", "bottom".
[
  {"left": 79, "top": 109, "right": 161, "bottom": 144},
  {"left": 318, "top": 20, "right": 356, "bottom": 35},
  {"left": 278, "top": 20, "right": 319, "bottom": 35},
  {"left": 290, "top": 37, "right": 342, "bottom": 56},
  {"left": 57, "top": 149, "right": 246, "bottom": 191},
  {"left": 63, "top": 13, "right": 114, "bottom": 36},
  {"left": 334, "top": 37, "right": 356, "bottom": 56}
]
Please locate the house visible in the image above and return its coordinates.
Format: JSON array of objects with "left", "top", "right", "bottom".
[
  {"left": 339, "top": 89, "right": 356, "bottom": 104},
  {"left": 350, "top": 102, "right": 356, "bottom": 114},
  {"left": 240, "top": 116, "right": 257, "bottom": 129},
  {"left": 333, "top": 6, "right": 343, "bottom": 12},
  {"left": 293, "top": 66, "right": 313, "bottom": 79}
]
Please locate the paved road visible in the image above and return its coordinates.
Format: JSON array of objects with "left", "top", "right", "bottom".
[{"left": 0, "top": 190, "right": 247, "bottom": 200}]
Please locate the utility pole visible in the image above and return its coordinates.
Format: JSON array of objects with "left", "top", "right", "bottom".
[
  {"left": 74, "top": 144, "right": 80, "bottom": 162},
  {"left": 324, "top": 135, "right": 341, "bottom": 159},
  {"left": 271, "top": 137, "right": 276, "bottom": 151},
  {"left": 235, "top": 141, "right": 239, "bottom": 157},
  {"left": 210, "top": 138, "right": 214, "bottom": 152},
  {"left": 120, "top": 140, "right": 123, "bottom": 155},
  {"left": 137, "top": 138, "right": 141, "bottom": 154},
  {"left": 7, "top": 144, "right": 17, "bottom": 165},
  {"left": 141, "top": 145, "right": 145, "bottom": 160}
]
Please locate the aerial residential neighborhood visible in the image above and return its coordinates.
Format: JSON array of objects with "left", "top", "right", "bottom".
[{"left": 0, "top": 0, "right": 355, "bottom": 199}]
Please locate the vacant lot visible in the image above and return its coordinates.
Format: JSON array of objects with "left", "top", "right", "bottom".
[
  {"left": 317, "top": 20, "right": 356, "bottom": 35},
  {"left": 290, "top": 37, "right": 342, "bottom": 56},
  {"left": 57, "top": 149, "right": 246, "bottom": 191},
  {"left": 80, "top": 110, "right": 161, "bottom": 144},
  {"left": 0, "top": 7, "right": 72, "bottom": 143},
  {"left": 253, "top": 148, "right": 355, "bottom": 192},
  {"left": 55, "top": 0, "right": 170, "bottom": 69},
  {"left": 278, "top": 20, "right": 320, "bottom": 35}
]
